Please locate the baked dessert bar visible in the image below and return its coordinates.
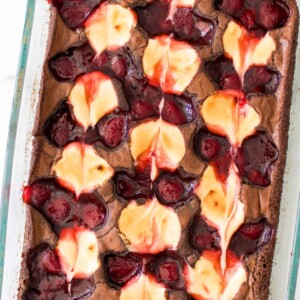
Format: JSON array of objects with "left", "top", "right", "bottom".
[{"left": 18, "top": 0, "right": 298, "bottom": 299}]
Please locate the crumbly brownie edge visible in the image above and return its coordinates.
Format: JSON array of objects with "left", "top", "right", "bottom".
[{"left": 247, "top": 1, "right": 299, "bottom": 299}]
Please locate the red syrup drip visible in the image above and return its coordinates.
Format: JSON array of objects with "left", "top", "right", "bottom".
[
  {"left": 23, "top": 243, "right": 95, "bottom": 300},
  {"left": 136, "top": 0, "right": 215, "bottom": 45},
  {"left": 23, "top": 179, "right": 108, "bottom": 234},
  {"left": 215, "top": 0, "right": 290, "bottom": 33}
]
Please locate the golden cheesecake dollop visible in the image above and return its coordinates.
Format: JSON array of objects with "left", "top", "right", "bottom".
[
  {"left": 223, "top": 21, "right": 276, "bottom": 77},
  {"left": 143, "top": 35, "right": 200, "bottom": 94},
  {"left": 84, "top": 3, "right": 137, "bottom": 55},
  {"left": 130, "top": 119, "right": 186, "bottom": 172},
  {"left": 68, "top": 71, "right": 119, "bottom": 130},
  {"left": 52, "top": 142, "right": 114, "bottom": 195},
  {"left": 201, "top": 91, "right": 260, "bottom": 145},
  {"left": 118, "top": 197, "right": 181, "bottom": 254},
  {"left": 56, "top": 227, "right": 100, "bottom": 281}
]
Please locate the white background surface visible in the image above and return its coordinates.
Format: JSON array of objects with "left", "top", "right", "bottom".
[
  {"left": 0, "top": 1, "right": 299, "bottom": 299},
  {"left": 0, "top": 1, "right": 27, "bottom": 198}
]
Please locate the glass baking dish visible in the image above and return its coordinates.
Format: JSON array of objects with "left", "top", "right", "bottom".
[{"left": 0, "top": 0, "right": 299, "bottom": 299}]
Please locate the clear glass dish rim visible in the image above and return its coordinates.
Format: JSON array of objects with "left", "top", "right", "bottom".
[
  {"left": 0, "top": 0, "right": 299, "bottom": 298},
  {"left": 0, "top": 0, "right": 35, "bottom": 296}
]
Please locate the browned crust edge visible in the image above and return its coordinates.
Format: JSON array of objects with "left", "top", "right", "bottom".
[{"left": 247, "top": 1, "right": 299, "bottom": 299}]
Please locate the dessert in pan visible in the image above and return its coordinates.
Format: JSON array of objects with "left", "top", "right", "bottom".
[{"left": 18, "top": 0, "right": 298, "bottom": 299}]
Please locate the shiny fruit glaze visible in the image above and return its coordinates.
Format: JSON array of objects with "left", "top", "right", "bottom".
[
  {"left": 51, "top": 0, "right": 101, "bottom": 29},
  {"left": 215, "top": 0, "right": 290, "bottom": 32},
  {"left": 24, "top": 243, "right": 95, "bottom": 299},
  {"left": 45, "top": 104, "right": 129, "bottom": 150},
  {"left": 44, "top": 102, "right": 83, "bottom": 147},
  {"left": 194, "top": 128, "right": 232, "bottom": 181},
  {"left": 229, "top": 220, "right": 273, "bottom": 258},
  {"left": 153, "top": 170, "right": 197, "bottom": 206},
  {"left": 205, "top": 55, "right": 242, "bottom": 91},
  {"left": 84, "top": 111, "right": 129, "bottom": 149},
  {"left": 49, "top": 42, "right": 130, "bottom": 81},
  {"left": 205, "top": 55, "right": 281, "bottom": 94},
  {"left": 161, "top": 94, "right": 197, "bottom": 125},
  {"left": 23, "top": 179, "right": 107, "bottom": 233},
  {"left": 113, "top": 168, "right": 153, "bottom": 203},
  {"left": 188, "top": 216, "right": 220, "bottom": 253},
  {"left": 149, "top": 252, "right": 185, "bottom": 290},
  {"left": 136, "top": 1, "right": 215, "bottom": 45},
  {"left": 235, "top": 132, "right": 279, "bottom": 186},
  {"left": 243, "top": 66, "right": 280, "bottom": 94},
  {"left": 103, "top": 252, "right": 142, "bottom": 288}
]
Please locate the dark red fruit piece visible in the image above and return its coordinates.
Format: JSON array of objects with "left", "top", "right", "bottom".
[
  {"left": 161, "top": 94, "right": 197, "bottom": 125},
  {"left": 111, "top": 56, "right": 128, "bottom": 78},
  {"left": 45, "top": 197, "right": 71, "bottom": 224},
  {"left": 49, "top": 42, "right": 98, "bottom": 81},
  {"left": 205, "top": 55, "right": 242, "bottom": 90},
  {"left": 219, "top": 73, "right": 242, "bottom": 90},
  {"left": 114, "top": 168, "right": 153, "bottom": 202},
  {"left": 23, "top": 278, "right": 67, "bottom": 300},
  {"left": 188, "top": 216, "right": 220, "bottom": 253},
  {"left": 239, "top": 9, "right": 257, "bottom": 30},
  {"left": 49, "top": 42, "right": 133, "bottom": 82},
  {"left": 153, "top": 170, "right": 196, "bottom": 206},
  {"left": 97, "top": 112, "right": 129, "bottom": 149},
  {"left": 257, "top": 0, "right": 290, "bottom": 29},
  {"left": 104, "top": 253, "right": 142, "bottom": 287},
  {"left": 23, "top": 183, "right": 52, "bottom": 207},
  {"left": 23, "top": 179, "right": 76, "bottom": 234},
  {"left": 239, "top": 223, "right": 264, "bottom": 240},
  {"left": 125, "top": 77, "right": 161, "bottom": 120},
  {"left": 135, "top": 0, "right": 170, "bottom": 37},
  {"left": 215, "top": 0, "right": 290, "bottom": 32},
  {"left": 213, "top": 150, "right": 232, "bottom": 183},
  {"left": 24, "top": 243, "right": 94, "bottom": 299},
  {"left": 235, "top": 132, "right": 279, "bottom": 186},
  {"left": 149, "top": 252, "right": 185, "bottom": 290},
  {"left": 27, "top": 244, "right": 63, "bottom": 277},
  {"left": 157, "top": 179, "right": 184, "bottom": 203},
  {"left": 243, "top": 66, "right": 280, "bottom": 94},
  {"left": 136, "top": 1, "right": 215, "bottom": 45},
  {"left": 229, "top": 220, "right": 273, "bottom": 258},
  {"left": 194, "top": 128, "right": 231, "bottom": 162},
  {"left": 51, "top": 0, "right": 101, "bottom": 29},
  {"left": 78, "top": 193, "right": 107, "bottom": 230},
  {"left": 173, "top": 8, "right": 215, "bottom": 45},
  {"left": 131, "top": 98, "right": 160, "bottom": 120},
  {"left": 42, "top": 250, "right": 62, "bottom": 275},
  {"left": 44, "top": 102, "right": 83, "bottom": 147},
  {"left": 215, "top": 0, "right": 244, "bottom": 17}
]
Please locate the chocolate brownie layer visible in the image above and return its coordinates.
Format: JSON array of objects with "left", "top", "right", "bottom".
[{"left": 18, "top": 0, "right": 299, "bottom": 299}]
